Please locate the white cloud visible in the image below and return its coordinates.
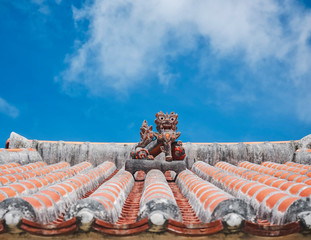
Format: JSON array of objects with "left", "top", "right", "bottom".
[
  {"left": 0, "top": 98, "right": 19, "bottom": 118},
  {"left": 31, "top": 0, "right": 62, "bottom": 14},
  {"left": 60, "top": 0, "right": 311, "bottom": 120},
  {"left": 31, "top": 0, "right": 50, "bottom": 14}
]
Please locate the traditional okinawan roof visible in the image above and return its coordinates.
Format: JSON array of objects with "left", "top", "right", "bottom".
[{"left": 1, "top": 130, "right": 311, "bottom": 238}]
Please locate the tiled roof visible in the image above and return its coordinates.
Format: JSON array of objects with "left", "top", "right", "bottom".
[
  {"left": 193, "top": 161, "right": 308, "bottom": 225},
  {"left": 0, "top": 150, "right": 311, "bottom": 237}
]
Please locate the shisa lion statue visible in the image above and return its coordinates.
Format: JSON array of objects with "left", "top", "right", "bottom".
[{"left": 131, "top": 111, "right": 186, "bottom": 161}]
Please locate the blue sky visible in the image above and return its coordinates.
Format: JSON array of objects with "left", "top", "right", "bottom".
[{"left": 1, "top": 0, "right": 311, "bottom": 145}]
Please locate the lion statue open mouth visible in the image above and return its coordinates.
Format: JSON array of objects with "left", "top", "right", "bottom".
[{"left": 131, "top": 111, "right": 186, "bottom": 161}]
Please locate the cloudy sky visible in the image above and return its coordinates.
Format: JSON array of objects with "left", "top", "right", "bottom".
[{"left": 1, "top": 0, "right": 311, "bottom": 144}]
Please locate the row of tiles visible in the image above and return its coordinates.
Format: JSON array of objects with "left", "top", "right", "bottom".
[
  {"left": 193, "top": 161, "right": 311, "bottom": 225},
  {"left": 1, "top": 159, "right": 311, "bottom": 224},
  {"left": 0, "top": 160, "right": 237, "bottom": 230},
  {"left": 0, "top": 160, "right": 311, "bottom": 236}
]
